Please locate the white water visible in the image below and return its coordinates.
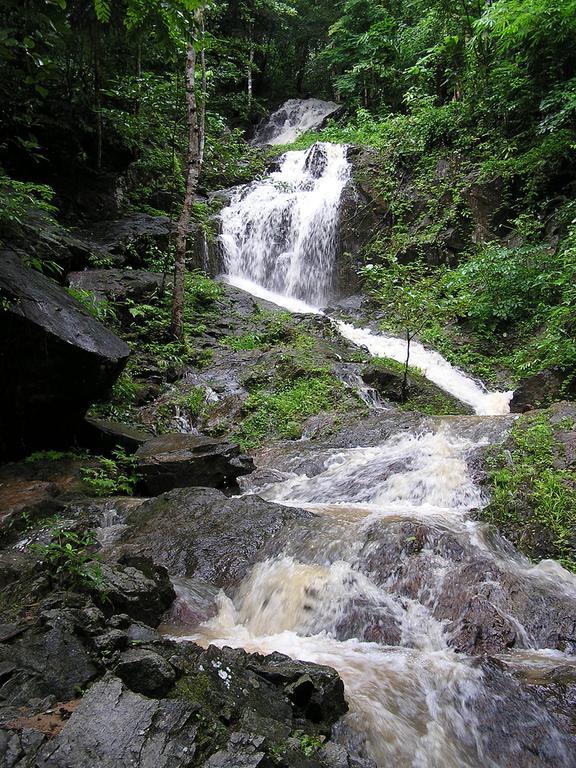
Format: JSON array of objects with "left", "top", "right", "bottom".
[
  {"left": 170, "top": 114, "right": 576, "bottom": 766},
  {"left": 337, "top": 322, "right": 513, "bottom": 416},
  {"left": 171, "top": 428, "right": 576, "bottom": 767},
  {"left": 219, "top": 138, "right": 512, "bottom": 416},
  {"left": 251, "top": 98, "right": 340, "bottom": 146},
  {"left": 221, "top": 142, "right": 351, "bottom": 307}
]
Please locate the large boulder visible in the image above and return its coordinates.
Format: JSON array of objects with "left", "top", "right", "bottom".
[
  {"left": 111, "top": 487, "right": 314, "bottom": 587},
  {"left": 89, "top": 556, "right": 176, "bottom": 625},
  {"left": 135, "top": 434, "right": 254, "bottom": 495},
  {"left": 0, "top": 253, "right": 130, "bottom": 459},
  {"left": 67, "top": 268, "right": 168, "bottom": 304},
  {"left": 70, "top": 214, "right": 173, "bottom": 268},
  {"left": 510, "top": 369, "right": 565, "bottom": 412}
]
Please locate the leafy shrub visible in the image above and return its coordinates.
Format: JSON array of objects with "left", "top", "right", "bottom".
[
  {"left": 66, "top": 287, "right": 117, "bottom": 324},
  {"left": 484, "top": 413, "right": 576, "bottom": 570},
  {"left": 31, "top": 526, "right": 102, "bottom": 589},
  {"left": 235, "top": 376, "right": 342, "bottom": 449},
  {"left": 0, "top": 171, "right": 56, "bottom": 240},
  {"left": 81, "top": 447, "right": 139, "bottom": 497}
]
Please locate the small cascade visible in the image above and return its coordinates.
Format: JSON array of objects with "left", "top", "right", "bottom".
[
  {"left": 251, "top": 98, "right": 340, "bottom": 146},
  {"left": 337, "top": 322, "right": 513, "bottom": 416},
  {"left": 218, "top": 138, "right": 512, "bottom": 416},
  {"left": 221, "top": 142, "right": 351, "bottom": 307},
  {"left": 168, "top": 112, "right": 576, "bottom": 767},
  {"left": 173, "top": 427, "right": 576, "bottom": 767}
]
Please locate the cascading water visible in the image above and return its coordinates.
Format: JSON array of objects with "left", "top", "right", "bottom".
[
  {"left": 170, "top": 120, "right": 576, "bottom": 766},
  {"left": 170, "top": 428, "right": 576, "bottom": 767},
  {"left": 251, "top": 98, "right": 341, "bottom": 146},
  {"left": 221, "top": 142, "right": 351, "bottom": 308},
  {"left": 219, "top": 139, "right": 512, "bottom": 415}
]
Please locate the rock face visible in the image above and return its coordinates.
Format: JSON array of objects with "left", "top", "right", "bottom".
[
  {"left": 135, "top": 434, "right": 254, "bottom": 495},
  {"left": 90, "top": 556, "right": 176, "bottom": 625},
  {"left": 510, "top": 369, "right": 565, "bottom": 412},
  {"left": 32, "top": 643, "right": 351, "bottom": 768},
  {"left": 71, "top": 214, "right": 173, "bottom": 268},
  {"left": 67, "top": 268, "right": 168, "bottom": 304},
  {"left": 111, "top": 487, "right": 314, "bottom": 587},
  {"left": 0, "top": 253, "right": 130, "bottom": 459}
]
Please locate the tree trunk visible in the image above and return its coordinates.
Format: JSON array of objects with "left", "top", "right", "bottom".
[
  {"left": 171, "top": 40, "right": 201, "bottom": 340},
  {"left": 402, "top": 330, "right": 411, "bottom": 404},
  {"left": 93, "top": 27, "right": 103, "bottom": 171},
  {"left": 247, "top": 26, "right": 254, "bottom": 113},
  {"left": 199, "top": 14, "right": 207, "bottom": 165}
]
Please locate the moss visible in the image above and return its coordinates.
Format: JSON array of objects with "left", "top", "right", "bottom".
[
  {"left": 235, "top": 375, "right": 350, "bottom": 450},
  {"left": 483, "top": 412, "right": 576, "bottom": 571},
  {"left": 365, "top": 356, "right": 471, "bottom": 415}
]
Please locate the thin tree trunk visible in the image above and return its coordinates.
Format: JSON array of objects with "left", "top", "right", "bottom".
[
  {"left": 247, "top": 26, "right": 254, "bottom": 112},
  {"left": 199, "top": 14, "right": 207, "bottom": 165},
  {"left": 402, "top": 330, "right": 411, "bottom": 404},
  {"left": 93, "top": 27, "right": 103, "bottom": 171},
  {"left": 172, "top": 40, "right": 200, "bottom": 339}
]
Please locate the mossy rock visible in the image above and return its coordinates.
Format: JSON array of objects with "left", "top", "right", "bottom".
[{"left": 362, "top": 357, "right": 472, "bottom": 415}]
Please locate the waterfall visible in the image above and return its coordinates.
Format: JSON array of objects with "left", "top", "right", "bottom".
[
  {"left": 221, "top": 142, "right": 351, "bottom": 308},
  {"left": 219, "top": 140, "right": 512, "bottom": 416},
  {"left": 170, "top": 427, "right": 576, "bottom": 767},
  {"left": 251, "top": 98, "right": 341, "bottom": 146},
  {"left": 166, "top": 114, "right": 576, "bottom": 767}
]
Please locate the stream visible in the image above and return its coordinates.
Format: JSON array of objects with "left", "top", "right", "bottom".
[{"left": 170, "top": 122, "right": 576, "bottom": 766}]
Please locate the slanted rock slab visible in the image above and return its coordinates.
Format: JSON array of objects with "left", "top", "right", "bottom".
[
  {"left": 0, "top": 252, "right": 130, "bottom": 460},
  {"left": 135, "top": 433, "right": 254, "bottom": 495}
]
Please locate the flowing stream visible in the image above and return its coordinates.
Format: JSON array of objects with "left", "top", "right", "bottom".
[{"left": 171, "top": 114, "right": 576, "bottom": 766}]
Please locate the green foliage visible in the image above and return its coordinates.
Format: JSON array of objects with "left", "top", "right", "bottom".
[
  {"left": 0, "top": 172, "right": 56, "bottom": 241},
  {"left": 25, "top": 449, "right": 83, "bottom": 463},
  {"left": 81, "top": 447, "right": 139, "bottom": 497},
  {"left": 66, "top": 287, "right": 117, "bottom": 324},
  {"left": 31, "top": 525, "right": 103, "bottom": 589},
  {"left": 484, "top": 413, "right": 576, "bottom": 571},
  {"left": 236, "top": 375, "right": 342, "bottom": 449}
]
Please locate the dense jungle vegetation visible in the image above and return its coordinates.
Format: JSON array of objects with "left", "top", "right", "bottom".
[{"left": 1, "top": 0, "right": 575, "bottom": 388}]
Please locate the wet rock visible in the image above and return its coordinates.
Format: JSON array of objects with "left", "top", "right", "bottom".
[
  {"left": 359, "top": 519, "right": 576, "bottom": 655},
  {"left": 36, "top": 675, "right": 201, "bottom": 768},
  {"left": 112, "top": 487, "right": 314, "bottom": 586},
  {"left": 0, "top": 253, "right": 130, "bottom": 460},
  {"left": 510, "top": 369, "right": 565, "bottom": 412},
  {"left": 170, "top": 643, "right": 347, "bottom": 738},
  {"left": 461, "top": 173, "right": 507, "bottom": 242},
  {"left": 0, "top": 608, "right": 97, "bottom": 705},
  {"left": 90, "top": 556, "right": 175, "bottom": 626},
  {"left": 0, "top": 479, "right": 61, "bottom": 535},
  {"left": 80, "top": 416, "right": 152, "bottom": 454},
  {"left": 471, "top": 657, "right": 576, "bottom": 767},
  {"left": 114, "top": 648, "right": 175, "bottom": 696},
  {"left": 71, "top": 214, "right": 172, "bottom": 267},
  {"left": 135, "top": 434, "right": 254, "bottom": 495},
  {"left": 361, "top": 360, "right": 472, "bottom": 413},
  {"left": 67, "top": 268, "right": 168, "bottom": 303},
  {"left": 91, "top": 629, "right": 128, "bottom": 655}
]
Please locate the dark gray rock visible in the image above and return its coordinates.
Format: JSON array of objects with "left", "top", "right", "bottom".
[
  {"left": 113, "top": 487, "right": 314, "bottom": 586},
  {"left": 71, "top": 214, "right": 172, "bottom": 268},
  {"left": 36, "top": 675, "right": 200, "bottom": 768},
  {"left": 80, "top": 416, "right": 152, "bottom": 454},
  {"left": 67, "top": 268, "right": 168, "bottom": 303},
  {"left": 0, "top": 252, "right": 130, "bottom": 460},
  {"left": 135, "top": 434, "right": 254, "bottom": 495},
  {"left": 0, "top": 609, "right": 97, "bottom": 705},
  {"left": 510, "top": 369, "right": 565, "bottom": 412},
  {"left": 90, "top": 556, "right": 175, "bottom": 626},
  {"left": 114, "top": 648, "right": 175, "bottom": 696}
]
